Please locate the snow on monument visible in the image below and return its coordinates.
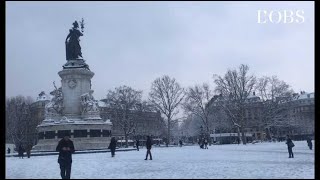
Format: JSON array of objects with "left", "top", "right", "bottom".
[{"left": 34, "top": 19, "right": 112, "bottom": 151}]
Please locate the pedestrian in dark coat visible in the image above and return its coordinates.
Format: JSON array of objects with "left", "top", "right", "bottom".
[
  {"left": 179, "top": 140, "right": 183, "bottom": 147},
  {"left": 108, "top": 137, "right": 117, "bottom": 157},
  {"left": 145, "top": 136, "right": 153, "bottom": 160},
  {"left": 26, "top": 147, "right": 31, "bottom": 158},
  {"left": 56, "top": 132, "right": 75, "bottom": 179},
  {"left": 204, "top": 139, "right": 208, "bottom": 149},
  {"left": 136, "top": 139, "right": 140, "bottom": 151},
  {"left": 286, "top": 135, "right": 294, "bottom": 158},
  {"left": 307, "top": 137, "right": 312, "bottom": 150},
  {"left": 199, "top": 138, "right": 204, "bottom": 149},
  {"left": 7, "top": 148, "right": 11, "bottom": 154},
  {"left": 18, "top": 144, "right": 24, "bottom": 159}
]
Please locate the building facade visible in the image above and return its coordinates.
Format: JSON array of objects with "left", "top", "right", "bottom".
[
  {"left": 207, "top": 91, "right": 314, "bottom": 142},
  {"left": 99, "top": 106, "right": 166, "bottom": 140},
  {"left": 286, "top": 92, "right": 314, "bottom": 138}
]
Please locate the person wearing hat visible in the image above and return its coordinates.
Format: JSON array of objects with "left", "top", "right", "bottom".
[{"left": 56, "top": 132, "right": 75, "bottom": 179}]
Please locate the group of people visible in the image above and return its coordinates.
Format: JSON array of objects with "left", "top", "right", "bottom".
[
  {"left": 55, "top": 132, "right": 313, "bottom": 179},
  {"left": 198, "top": 138, "right": 209, "bottom": 149},
  {"left": 55, "top": 133, "right": 154, "bottom": 179},
  {"left": 15, "top": 144, "right": 32, "bottom": 159},
  {"left": 107, "top": 136, "right": 153, "bottom": 160}
]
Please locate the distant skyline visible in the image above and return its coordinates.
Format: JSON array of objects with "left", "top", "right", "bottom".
[{"left": 6, "top": 1, "right": 314, "bottom": 101}]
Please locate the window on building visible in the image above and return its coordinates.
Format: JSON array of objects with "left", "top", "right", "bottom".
[
  {"left": 74, "top": 130, "right": 88, "bottom": 138},
  {"left": 90, "top": 129, "right": 101, "bottom": 137},
  {"left": 58, "top": 130, "right": 71, "bottom": 138},
  {"left": 102, "top": 130, "right": 111, "bottom": 137},
  {"left": 38, "top": 132, "right": 45, "bottom": 139},
  {"left": 45, "top": 131, "right": 55, "bottom": 139}
]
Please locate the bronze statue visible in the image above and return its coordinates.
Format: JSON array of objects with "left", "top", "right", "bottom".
[{"left": 65, "top": 19, "right": 84, "bottom": 60}]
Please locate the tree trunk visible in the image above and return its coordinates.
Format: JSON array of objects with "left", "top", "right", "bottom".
[
  {"left": 206, "top": 125, "right": 211, "bottom": 145},
  {"left": 267, "top": 127, "right": 272, "bottom": 140},
  {"left": 237, "top": 127, "right": 241, "bottom": 144},
  {"left": 166, "top": 118, "right": 170, "bottom": 147},
  {"left": 124, "top": 133, "right": 128, "bottom": 148},
  {"left": 240, "top": 126, "right": 247, "bottom": 145}
]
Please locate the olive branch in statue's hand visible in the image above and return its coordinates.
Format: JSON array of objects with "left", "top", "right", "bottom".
[{"left": 80, "top": 18, "right": 85, "bottom": 33}]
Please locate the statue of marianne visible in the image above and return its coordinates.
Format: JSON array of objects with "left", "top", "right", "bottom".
[{"left": 65, "top": 20, "right": 84, "bottom": 60}]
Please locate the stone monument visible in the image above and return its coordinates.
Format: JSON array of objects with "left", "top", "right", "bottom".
[{"left": 34, "top": 19, "right": 112, "bottom": 151}]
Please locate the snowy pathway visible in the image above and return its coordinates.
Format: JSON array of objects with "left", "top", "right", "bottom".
[{"left": 6, "top": 141, "right": 314, "bottom": 179}]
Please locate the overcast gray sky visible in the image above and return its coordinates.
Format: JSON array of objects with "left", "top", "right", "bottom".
[{"left": 6, "top": 1, "right": 314, "bottom": 101}]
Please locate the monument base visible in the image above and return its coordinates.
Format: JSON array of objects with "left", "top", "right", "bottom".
[
  {"left": 34, "top": 121, "right": 112, "bottom": 151},
  {"left": 63, "top": 59, "right": 90, "bottom": 70}
]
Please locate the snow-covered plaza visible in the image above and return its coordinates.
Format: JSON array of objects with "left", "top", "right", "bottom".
[{"left": 6, "top": 141, "right": 314, "bottom": 179}]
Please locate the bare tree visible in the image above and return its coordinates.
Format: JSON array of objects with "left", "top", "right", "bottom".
[
  {"left": 180, "top": 114, "right": 203, "bottom": 142},
  {"left": 255, "top": 76, "right": 294, "bottom": 139},
  {"left": 256, "top": 76, "right": 293, "bottom": 101},
  {"left": 104, "top": 86, "right": 143, "bottom": 148},
  {"left": 183, "top": 83, "right": 214, "bottom": 144},
  {"left": 213, "top": 64, "right": 256, "bottom": 144},
  {"left": 207, "top": 97, "right": 234, "bottom": 135},
  {"left": 6, "top": 96, "right": 35, "bottom": 149},
  {"left": 149, "top": 75, "right": 185, "bottom": 147},
  {"left": 136, "top": 100, "right": 157, "bottom": 112}
]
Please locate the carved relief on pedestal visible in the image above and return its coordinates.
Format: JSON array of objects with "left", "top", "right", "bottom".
[
  {"left": 44, "top": 82, "right": 64, "bottom": 120},
  {"left": 68, "top": 79, "right": 77, "bottom": 89},
  {"left": 80, "top": 90, "right": 100, "bottom": 119}
]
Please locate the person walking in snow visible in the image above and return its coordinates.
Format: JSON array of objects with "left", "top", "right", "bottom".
[
  {"left": 26, "top": 147, "right": 31, "bottom": 158},
  {"left": 108, "top": 137, "right": 117, "bottom": 157},
  {"left": 136, "top": 139, "right": 140, "bottom": 151},
  {"left": 56, "top": 132, "right": 75, "bottom": 179},
  {"left": 307, "top": 137, "right": 312, "bottom": 150},
  {"left": 7, "top": 148, "right": 11, "bottom": 154},
  {"left": 286, "top": 135, "right": 294, "bottom": 158},
  {"left": 18, "top": 144, "right": 24, "bottom": 159},
  {"left": 204, "top": 139, "right": 208, "bottom": 149},
  {"left": 145, "top": 136, "right": 153, "bottom": 160},
  {"left": 200, "top": 138, "right": 205, "bottom": 149},
  {"left": 179, "top": 140, "right": 183, "bottom": 147}
]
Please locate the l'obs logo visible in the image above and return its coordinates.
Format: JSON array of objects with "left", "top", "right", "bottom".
[{"left": 257, "top": 10, "right": 304, "bottom": 24}]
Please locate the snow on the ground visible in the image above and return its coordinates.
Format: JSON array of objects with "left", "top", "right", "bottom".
[{"left": 6, "top": 141, "right": 314, "bottom": 179}]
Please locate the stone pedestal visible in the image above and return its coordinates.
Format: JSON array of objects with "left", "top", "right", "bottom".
[
  {"left": 34, "top": 121, "right": 112, "bottom": 151},
  {"left": 58, "top": 68, "right": 94, "bottom": 118},
  {"left": 34, "top": 65, "right": 112, "bottom": 151}
]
